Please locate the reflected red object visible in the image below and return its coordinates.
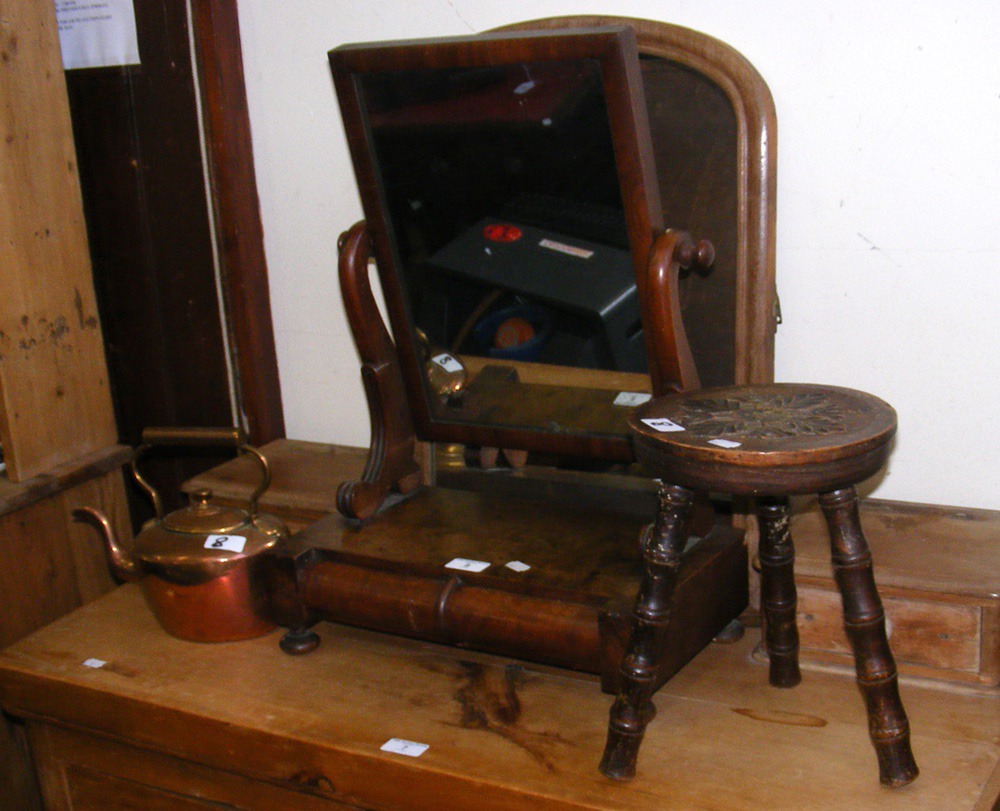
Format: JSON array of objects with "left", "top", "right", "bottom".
[{"left": 482, "top": 223, "right": 523, "bottom": 242}]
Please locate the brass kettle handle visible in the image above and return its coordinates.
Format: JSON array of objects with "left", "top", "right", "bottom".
[{"left": 131, "top": 427, "right": 271, "bottom": 521}]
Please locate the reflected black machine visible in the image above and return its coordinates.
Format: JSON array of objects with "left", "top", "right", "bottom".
[{"left": 423, "top": 212, "right": 645, "bottom": 372}]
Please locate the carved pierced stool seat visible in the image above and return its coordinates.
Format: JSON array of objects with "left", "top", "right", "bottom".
[{"left": 601, "top": 383, "right": 918, "bottom": 788}]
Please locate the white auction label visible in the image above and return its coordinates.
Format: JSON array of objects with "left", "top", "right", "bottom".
[
  {"left": 505, "top": 560, "right": 531, "bottom": 572},
  {"left": 641, "top": 417, "right": 685, "bottom": 432},
  {"left": 538, "top": 238, "right": 594, "bottom": 259},
  {"left": 614, "top": 391, "right": 652, "bottom": 407},
  {"left": 380, "top": 738, "right": 429, "bottom": 757},
  {"left": 708, "top": 439, "right": 742, "bottom": 449},
  {"left": 431, "top": 353, "right": 464, "bottom": 373},
  {"left": 82, "top": 658, "right": 106, "bottom": 669},
  {"left": 445, "top": 557, "right": 491, "bottom": 573},
  {"left": 205, "top": 534, "right": 247, "bottom": 554}
]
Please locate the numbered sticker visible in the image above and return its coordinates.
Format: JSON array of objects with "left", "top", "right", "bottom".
[
  {"left": 431, "top": 353, "right": 464, "bottom": 373},
  {"left": 82, "top": 658, "right": 106, "bottom": 669},
  {"left": 641, "top": 417, "right": 685, "bottom": 433},
  {"left": 445, "top": 557, "right": 491, "bottom": 573},
  {"left": 709, "top": 439, "right": 742, "bottom": 449},
  {"left": 380, "top": 738, "right": 429, "bottom": 757},
  {"left": 613, "top": 391, "right": 652, "bottom": 407},
  {"left": 205, "top": 534, "right": 247, "bottom": 554},
  {"left": 505, "top": 560, "right": 531, "bottom": 572}
]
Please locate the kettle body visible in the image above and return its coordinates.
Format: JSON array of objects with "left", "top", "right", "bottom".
[{"left": 75, "top": 427, "right": 288, "bottom": 642}]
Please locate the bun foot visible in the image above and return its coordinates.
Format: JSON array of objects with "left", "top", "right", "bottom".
[{"left": 280, "top": 628, "right": 320, "bottom": 655}]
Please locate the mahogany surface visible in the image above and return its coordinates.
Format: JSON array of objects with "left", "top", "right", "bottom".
[
  {"left": 271, "top": 485, "right": 747, "bottom": 690},
  {"left": 303, "top": 17, "right": 782, "bottom": 785},
  {"left": 605, "top": 383, "right": 918, "bottom": 787}
]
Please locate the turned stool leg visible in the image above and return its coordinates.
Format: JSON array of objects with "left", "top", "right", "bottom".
[
  {"left": 757, "top": 497, "right": 801, "bottom": 687},
  {"left": 820, "top": 487, "right": 919, "bottom": 787},
  {"left": 600, "top": 482, "right": 694, "bottom": 780}
]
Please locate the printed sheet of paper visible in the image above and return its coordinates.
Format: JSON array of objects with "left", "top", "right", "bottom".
[{"left": 56, "top": 0, "right": 141, "bottom": 69}]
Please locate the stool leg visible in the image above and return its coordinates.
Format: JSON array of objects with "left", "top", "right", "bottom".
[
  {"left": 600, "top": 482, "right": 694, "bottom": 780},
  {"left": 758, "top": 497, "right": 801, "bottom": 687},
  {"left": 819, "top": 487, "right": 919, "bottom": 788}
]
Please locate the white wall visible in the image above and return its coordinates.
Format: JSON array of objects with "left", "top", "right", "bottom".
[{"left": 237, "top": 1, "right": 1000, "bottom": 510}]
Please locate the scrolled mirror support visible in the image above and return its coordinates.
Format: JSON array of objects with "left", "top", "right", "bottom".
[
  {"left": 336, "top": 221, "right": 422, "bottom": 520},
  {"left": 644, "top": 230, "right": 713, "bottom": 395}
]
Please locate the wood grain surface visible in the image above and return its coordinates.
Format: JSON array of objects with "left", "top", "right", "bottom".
[
  {"left": 0, "top": 0, "right": 117, "bottom": 481},
  {"left": 1, "top": 586, "right": 997, "bottom": 809}
]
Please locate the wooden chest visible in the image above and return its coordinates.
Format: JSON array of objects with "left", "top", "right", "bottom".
[
  {"left": 2, "top": 585, "right": 998, "bottom": 809},
  {"left": 789, "top": 498, "right": 1000, "bottom": 689}
]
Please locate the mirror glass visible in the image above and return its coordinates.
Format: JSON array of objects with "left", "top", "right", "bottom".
[{"left": 332, "top": 29, "right": 667, "bottom": 458}]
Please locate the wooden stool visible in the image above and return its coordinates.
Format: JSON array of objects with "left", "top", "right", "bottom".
[{"left": 600, "top": 383, "right": 919, "bottom": 787}]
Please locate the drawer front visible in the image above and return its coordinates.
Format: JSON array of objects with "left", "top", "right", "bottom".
[{"left": 796, "top": 584, "right": 987, "bottom": 680}]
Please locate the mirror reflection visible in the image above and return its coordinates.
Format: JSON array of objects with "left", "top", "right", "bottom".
[{"left": 357, "top": 58, "right": 652, "bottom": 433}]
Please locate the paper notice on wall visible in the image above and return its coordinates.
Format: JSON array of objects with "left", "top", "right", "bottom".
[{"left": 55, "top": 0, "right": 141, "bottom": 70}]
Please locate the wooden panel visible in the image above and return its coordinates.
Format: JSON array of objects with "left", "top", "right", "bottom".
[
  {"left": 788, "top": 497, "right": 1000, "bottom": 688},
  {"left": 28, "top": 724, "right": 359, "bottom": 810},
  {"left": 60, "top": 467, "right": 132, "bottom": 608},
  {"left": 0, "top": 454, "right": 129, "bottom": 810},
  {"left": 0, "top": 445, "right": 130, "bottom": 518},
  {"left": 16, "top": 723, "right": 69, "bottom": 811},
  {"left": 791, "top": 497, "right": 1000, "bottom": 599},
  {"left": 183, "top": 440, "right": 369, "bottom": 530},
  {"left": 797, "top": 582, "right": 985, "bottom": 679},
  {"left": 0, "top": 717, "right": 40, "bottom": 811},
  {"left": 0, "top": 0, "right": 117, "bottom": 482},
  {"left": 0, "top": 467, "right": 127, "bottom": 650},
  {"left": 982, "top": 604, "right": 1000, "bottom": 687},
  {"left": 68, "top": 770, "right": 223, "bottom": 811},
  {"left": 2, "top": 586, "right": 999, "bottom": 809},
  {"left": 64, "top": 0, "right": 284, "bottom": 464}
]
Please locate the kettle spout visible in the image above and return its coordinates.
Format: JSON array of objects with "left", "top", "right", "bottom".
[{"left": 73, "top": 507, "right": 140, "bottom": 582}]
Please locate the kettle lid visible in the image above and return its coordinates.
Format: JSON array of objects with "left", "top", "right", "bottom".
[{"left": 161, "top": 489, "right": 248, "bottom": 534}]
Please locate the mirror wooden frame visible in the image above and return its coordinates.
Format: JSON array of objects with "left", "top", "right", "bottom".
[{"left": 331, "top": 26, "right": 686, "bottom": 469}]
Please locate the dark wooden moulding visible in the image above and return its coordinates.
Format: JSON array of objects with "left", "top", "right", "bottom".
[{"left": 269, "top": 17, "right": 776, "bottom": 690}]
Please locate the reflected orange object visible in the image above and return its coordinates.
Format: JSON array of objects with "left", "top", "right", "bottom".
[{"left": 493, "top": 316, "right": 535, "bottom": 349}]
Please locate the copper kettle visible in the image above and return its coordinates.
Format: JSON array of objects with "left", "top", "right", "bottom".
[{"left": 75, "top": 427, "right": 288, "bottom": 642}]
